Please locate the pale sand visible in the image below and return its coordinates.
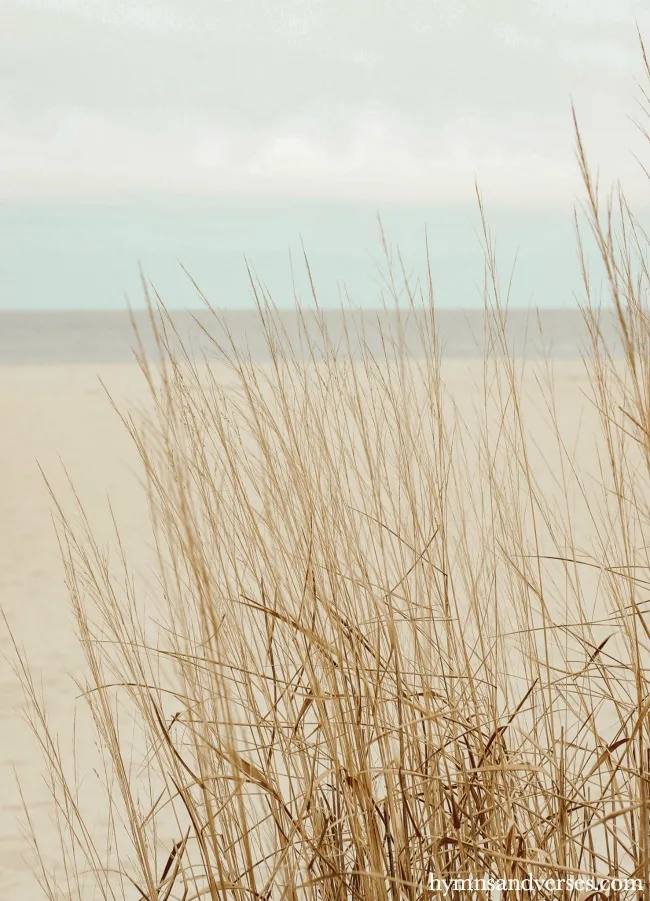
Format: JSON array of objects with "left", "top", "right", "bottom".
[{"left": 0, "top": 358, "right": 603, "bottom": 898}]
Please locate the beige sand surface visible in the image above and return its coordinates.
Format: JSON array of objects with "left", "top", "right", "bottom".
[
  {"left": 0, "top": 359, "right": 601, "bottom": 898},
  {"left": 0, "top": 365, "right": 153, "bottom": 897}
]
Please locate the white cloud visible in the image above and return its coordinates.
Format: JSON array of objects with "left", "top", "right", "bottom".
[
  {"left": 532, "top": 0, "right": 643, "bottom": 26},
  {"left": 560, "top": 39, "right": 634, "bottom": 72},
  {"left": 17, "top": 0, "right": 190, "bottom": 32},
  {"left": 0, "top": 104, "right": 610, "bottom": 206},
  {"left": 1, "top": 0, "right": 649, "bottom": 205}
]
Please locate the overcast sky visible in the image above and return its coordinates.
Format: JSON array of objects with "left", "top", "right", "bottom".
[{"left": 2, "top": 0, "right": 650, "bottom": 207}]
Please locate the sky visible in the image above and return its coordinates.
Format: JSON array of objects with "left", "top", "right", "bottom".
[
  {"left": 2, "top": 0, "right": 650, "bottom": 207},
  {"left": 0, "top": 1, "right": 648, "bottom": 309}
]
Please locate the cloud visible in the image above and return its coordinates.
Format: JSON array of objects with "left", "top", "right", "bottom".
[
  {"left": 531, "top": 0, "right": 644, "bottom": 26},
  {"left": 560, "top": 39, "right": 633, "bottom": 72},
  {"left": 1, "top": 1, "right": 648, "bottom": 205},
  {"left": 0, "top": 104, "right": 598, "bottom": 206},
  {"left": 16, "top": 0, "right": 191, "bottom": 32}
]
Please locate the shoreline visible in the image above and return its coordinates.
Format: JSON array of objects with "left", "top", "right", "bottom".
[{"left": 0, "top": 307, "right": 621, "bottom": 364}]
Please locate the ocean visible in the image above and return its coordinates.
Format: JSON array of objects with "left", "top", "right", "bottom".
[
  {"left": 0, "top": 197, "right": 600, "bottom": 314},
  {"left": 0, "top": 308, "right": 621, "bottom": 364},
  {"left": 0, "top": 197, "right": 624, "bottom": 362}
]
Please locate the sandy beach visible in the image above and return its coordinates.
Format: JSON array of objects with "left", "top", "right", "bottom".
[
  {"left": 0, "top": 364, "right": 148, "bottom": 895},
  {"left": 0, "top": 341, "right": 606, "bottom": 898}
]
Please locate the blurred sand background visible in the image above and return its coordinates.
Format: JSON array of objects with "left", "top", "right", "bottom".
[{"left": 0, "top": 309, "right": 612, "bottom": 897}]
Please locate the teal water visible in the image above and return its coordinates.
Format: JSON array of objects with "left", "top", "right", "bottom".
[{"left": 0, "top": 197, "right": 602, "bottom": 311}]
